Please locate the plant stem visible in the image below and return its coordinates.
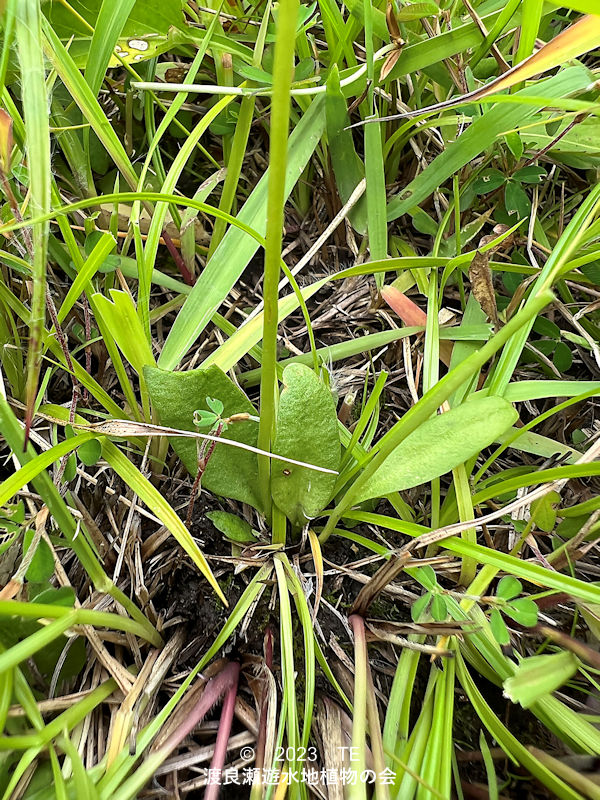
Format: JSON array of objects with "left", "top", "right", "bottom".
[
  {"left": 16, "top": 0, "right": 51, "bottom": 442},
  {"left": 349, "top": 614, "right": 368, "bottom": 800},
  {"left": 257, "top": 0, "right": 300, "bottom": 519},
  {"left": 204, "top": 663, "right": 240, "bottom": 800}
]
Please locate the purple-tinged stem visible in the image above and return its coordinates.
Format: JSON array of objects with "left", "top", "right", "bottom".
[
  {"left": 160, "top": 662, "right": 240, "bottom": 755},
  {"left": 254, "top": 626, "right": 274, "bottom": 775},
  {"left": 204, "top": 663, "right": 240, "bottom": 800},
  {"left": 186, "top": 421, "right": 223, "bottom": 527},
  {"left": 162, "top": 228, "right": 194, "bottom": 286}
]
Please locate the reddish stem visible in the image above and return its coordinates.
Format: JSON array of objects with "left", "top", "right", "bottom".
[
  {"left": 160, "top": 662, "right": 240, "bottom": 756},
  {"left": 162, "top": 228, "right": 194, "bottom": 286},
  {"left": 254, "top": 626, "right": 274, "bottom": 775},
  {"left": 186, "top": 421, "right": 224, "bottom": 527},
  {"left": 204, "top": 664, "right": 240, "bottom": 800}
]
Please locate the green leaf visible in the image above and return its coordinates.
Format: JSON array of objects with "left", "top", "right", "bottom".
[
  {"left": 193, "top": 409, "right": 219, "bottom": 429},
  {"left": 431, "top": 594, "right": 448, "bottom": 622},
  {"left": 271, "top": 364, "right": 341, "bottom": 526},
  {"left": 206, "top": 397, "right": 224, "bottom": 417},
  {"left": 84, "top": 0, "right": 137, "bottom": 95},
  {"left": 505, "top": 181, "right": 531, "bottom": 219},
  {"left": 504, "top": 597, "right": 539, "bottom": 627},
  {"left": 496, "top": 575, "right": 522, "bottom": 601},
  {"left": 144, "top": 364, "right": 262, "bottom": 510},
  {"left": 395, "top": 1, "right": 439, "bottom": 20},
  {"left": 531, "top": 490, "right": 560, "bottom": 532},
  {"left": 532, "top": 317, "right": 560, "bottom": 339},
  {"left": 490, "top": 608, "right": 510, "bottom": 646},
  {"left": 78, "top": 438, "right": 102, "bottom": 467},
  {"left": 513, "top": 165, "right": 546, "bottom": 184},
  {"left": 31, "top": 586, "right": 76, "bottom": 607},
  {"left": 206, "top": 511, "right": 256, "bottom": 543},
  {"left": 23, "top": 530, "right": 54, "bottom": 583},
  {"left": 503, "top": 651, "right": 578, "bottom": 709},
  {"left": 504, "top": 132, "right": 524, "bottom": 160},
  {"left": 63, "top": 453, "right": 77, "bottom": 482},
  {"left": 411, "top": 591, "right": 431, "bottom": 621},
  {"left": 473, "top": 168, "right": 506, "bottom": 194},
  {"left": 553, "top": 341, "right": 573, "bottom": 373},
  {"left": 353, "top": 395, "right": 518, "bottom": 503},
  {"left": 325, "top": 65, "right": 367, "bottom": 234}
]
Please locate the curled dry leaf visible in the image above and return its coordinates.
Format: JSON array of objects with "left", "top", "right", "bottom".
[
  {"left": 0, "top": 108, "right": 13, "bottom": 175},
  {"left": 468, "top": 250, "right": 499, "bottom": 329},
  {"left": 381, "top": 284, "right": 454, "bottom": 366}
]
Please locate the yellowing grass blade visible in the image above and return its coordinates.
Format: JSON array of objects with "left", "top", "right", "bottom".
[
  {"left": 548, "top": 0, "right": 600, "bottom": 14},
  {"left": 101, "top": 440, "right": 228, "bottom": 606},
  {"left": 307, "top": 528, "right": 323, "bottom": 623},
  {"left": 378, "top": 14, "right": 600, "bottom": 121}
]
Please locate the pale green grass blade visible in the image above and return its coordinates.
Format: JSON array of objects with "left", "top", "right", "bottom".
[
  {"left": 0, "top": 432, "right": 96, "bottom": 506},
  {"left": 16, "top": 0, "right": 51, "bottom": 435},
  {"left": 0, "top": 395, "right": 161, "bottom": 645},
  {"left": 41, "top": 17, "right": 139, "bottom": 189},
  {"left": 274, "top": 558, "right": 301, "bottom": 782},
  {"left": 57, "top": 233, "right": 116, "bottom": 324},
  {"left": 85, "top": 0, "right": 137, "bottom": 95},
  {"left": 157, "top": 96, "right": 325, "bottom": 370},
  {"left": 282, "top": 556, "right": 315, "bottom": 749},
  {"left": 101, "top": 440, "right": 226, "bottom": 605},
  {"left": 504, "top": 381, "right": 600, "bottom": 401},
  {"left": 515, "top": 0, "right": 544, "bottom": 65}
]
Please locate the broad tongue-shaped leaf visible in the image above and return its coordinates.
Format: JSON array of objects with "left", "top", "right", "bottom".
[
  {"left": 353, "top": 395, "right": 518, "bottom": 504},
  {"left": 144, "top": 364, "right": 262, "bottom": 511},
  {"left": 271, "top": 364, "right": 341, "bottom": 527}
]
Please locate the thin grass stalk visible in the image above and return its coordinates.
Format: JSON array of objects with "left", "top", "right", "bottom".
[
  {"left": 204, "top": 664, "right": 240, "bottom": 800},
  {"left": 15, "top": 0, "right": 51, "bottom": 440},
  {"left": 257, "top": 0, "right": 300, "bottom": 518},
  {"left": 208, "top": 0, "right": 271, "bottom": 257},
  {"left": 349, "top": 614, "right": 368, "bottom": 800}
]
